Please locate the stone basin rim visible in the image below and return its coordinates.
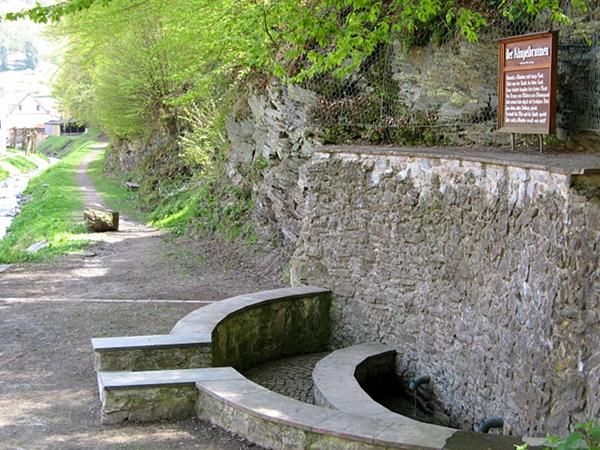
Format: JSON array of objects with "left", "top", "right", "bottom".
[{"left": 169, "top": 285, "right": 331, "bottom": 335}]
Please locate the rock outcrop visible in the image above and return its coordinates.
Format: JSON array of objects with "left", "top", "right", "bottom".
[{"left": 226, "top": 83, "right": 321, "bottom": 250}]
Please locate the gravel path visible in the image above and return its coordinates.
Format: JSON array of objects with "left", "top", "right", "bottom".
[{"left": 0, "top": 144, "right": 284, "bottom": 449}]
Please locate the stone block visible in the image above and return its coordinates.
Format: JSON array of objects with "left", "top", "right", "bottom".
[
  {"left": 99, "top": 368, "right": 243, "bottom": 425},
  {"left": 84, "top": 206, "right": 119, "bottom": 232},
  {"left": 92, "top": 334, "right": 211, "bottom": 371},
  {"left": 101, "top": 385, "right": 197, "bottom": 425}
]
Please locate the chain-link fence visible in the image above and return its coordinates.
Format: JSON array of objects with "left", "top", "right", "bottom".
[
  {"left": 559, "top": 37, "right": 600, "bottom": 133},
  {"left": 303, "top": 8, "right": 600, "bottom": 147}
]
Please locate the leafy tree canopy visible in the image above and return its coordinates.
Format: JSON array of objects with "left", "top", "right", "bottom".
[{"left": 8, "top": 0, "right": 587, "bottom": 142}]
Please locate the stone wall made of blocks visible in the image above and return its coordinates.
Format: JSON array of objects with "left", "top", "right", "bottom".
[
  {"left": 102, "top": 385, "right": 198, "bottom": 425},
  {"left": 291, "top": 150, "right": 600, "bottom": 436},
  {"left": 95, "top": 345, "right": 211, "bottom": 372},
  {"left": 211, "top": 294, "right": 331, "bottom": 371}
]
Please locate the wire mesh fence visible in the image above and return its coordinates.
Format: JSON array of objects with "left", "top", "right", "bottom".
[{"left": 303, "top": 7, "right": 600, "bottom": 147}]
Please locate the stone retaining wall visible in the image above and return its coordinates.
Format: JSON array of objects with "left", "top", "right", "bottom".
[
  {"left": 212, "top": 293, "right": 331, "bottom": 370},
  {"left": 291, "top": 148, "right": 600, "bottom": 436},
  {"left": 93, "top": 287, "right": 331, "bottom": 373}
]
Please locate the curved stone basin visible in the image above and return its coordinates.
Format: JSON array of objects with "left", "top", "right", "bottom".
[{"left": 93, "top": 287, "right": 546, "bottom": 449}]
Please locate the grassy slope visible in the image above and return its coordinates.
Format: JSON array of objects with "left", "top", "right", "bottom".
[
  {"left": 0, "top": 149, "right": 47, "bottom": 180},
  {"left": 87, "top": 149, "right": 198, "bottom": 231},
  {"left": 37, "top": 135, "right": 86, "bottom": 158},
  {"left": 2, "top": 155, "right": 38, "bottom": 172},
  {"left": 87, "top": 149, "right": 216, "bottom": 235},
  {"left": 0, "top": 139, "right": 95, "bottom": 263},
  {"left": 87, "top": 151, "right": 147, "bottom": 222},
  {"left": 88, "top": 148, "right": 256, "bottom": 242}
]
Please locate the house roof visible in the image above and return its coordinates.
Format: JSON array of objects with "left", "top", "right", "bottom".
[
  {"left": 8, "top": 93, "right": 53, "bottom": 115},
  {"left": 35, "top": 96, "right": 58, "bottom": 112}
]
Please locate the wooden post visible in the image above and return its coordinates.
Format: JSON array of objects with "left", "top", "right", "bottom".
[
  {"left": 24, "top": 129, "right": 31, "bottom": 156},
  {"left": 32, "top": 130, "right": 37, "bottom": 153},
  {"left": 9, "top": 127, "right": 16, "bottom": 148}
]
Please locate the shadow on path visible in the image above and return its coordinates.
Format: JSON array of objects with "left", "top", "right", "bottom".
[
  {"left": 0, "top": 142, "right": 279, "bottom": 449},
  {"left": 0, "top": 143, "right": 282, "bottom": 301}
]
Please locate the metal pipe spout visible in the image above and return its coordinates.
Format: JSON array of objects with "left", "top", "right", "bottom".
[
  {"left": 408, "top": 375, "right": 431, "bottom": 391},
  {"left": 475, "top": 417, "right": 504, "bottom": 433}
]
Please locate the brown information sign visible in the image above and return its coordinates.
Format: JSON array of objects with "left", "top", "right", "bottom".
[{"left": 498, "top": 31, "right": 558, "bottom": 135}]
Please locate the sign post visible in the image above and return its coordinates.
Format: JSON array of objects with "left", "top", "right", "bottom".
[{"left": 498, "top": 31, "right": 558, "bottom": 152}]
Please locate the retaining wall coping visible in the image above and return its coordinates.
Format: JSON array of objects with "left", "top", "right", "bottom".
[
  {"left": 320, "top": 145, "right": 600, "bottom": 175},
  {"left": 92, "top": 333, "right": 210, "bottom": 352},
  {"left": 170, "top": 286, "right": 331, "bottom": 335},
  {"left": 316, "top": 342, "right": 396, "bottom": 369},
  {"left": 99, "top": 367, "right": 244, "bottom": 392},
  {"left": 313, "top": 342, "right": 415, "bottom": 424},
  {"left": 92, "top": 286, "right": 330, "bottom": 352}
]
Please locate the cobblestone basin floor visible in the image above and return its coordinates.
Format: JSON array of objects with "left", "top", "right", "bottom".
[{"left": 244, "top": 352, "right": 330, "bottom": 404}]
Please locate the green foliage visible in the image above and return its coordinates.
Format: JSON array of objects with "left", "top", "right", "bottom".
[
  {"left": 147, "top": 173, "right": 257, "bottom": 242},
  {"left": 0, "top": 166, "right": 8, "bottom": 181},
  {"left": 2, "top": 0, "right": 112, "bottom": 23},
  {"left": 89, "top": 147, "right": 258, "bottom": 242},
  {"left": 41, "top": 0, "right": 587, "bottom": 139},
  {"left": 0, "top": 139, "right": 94, "bottom": 263},
  {"left": 500, "top": 0, "right": 569, "bottom": 24},
  {"left": 516, "top": 421, "right": 600, "bottom": 450},
  {"left": 7, "top": 0, "right": 588, "bottom": 81},
  {"left": 178, "top": 99, "right": 228, "bottom": 172},
  {"left": 0, "top": 155, "right": 37, "bottom": 172}
]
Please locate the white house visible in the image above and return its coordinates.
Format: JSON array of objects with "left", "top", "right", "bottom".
[
  {"left": 5, "top": 93, "right": 60, "bottom": 129},
  {"left": 0, "top": 92, "right": 62, "bottom": 150}
]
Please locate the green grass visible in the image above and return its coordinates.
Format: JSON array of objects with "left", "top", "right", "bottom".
[
  {"left": 0, "top": 149, "right": 46, "bottom": 180},
  {"left": 88, "top": 148, "right": 201, "bottom": 232},
  {"left": 37, "top": 135, "right": 76, "bottom": 157},
  {"left": 87, "top": 150, "right": 147, "bottom": 222},
  {"left": 37, "top": 131, "right": 102, "bottom": 158},
  {"left": 0, "top": 140, "right": 96, "bottom": 263},
  {"left": 88, "top": 148, "right": 258, "bottom": 243},
  {"left": 3, "top": 156, "right": 38, "bottom": 172}
]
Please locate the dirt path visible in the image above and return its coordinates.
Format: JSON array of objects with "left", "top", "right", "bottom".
[
  {"left": 0, "top": 144, "right": 284, "bottom": 449},
  {"left": 1, "top": 145, "right": 283, "bottom": 300}
]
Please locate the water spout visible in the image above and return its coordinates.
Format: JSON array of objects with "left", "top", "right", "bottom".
[
  {"left": 408, "top": 375, "right": 430, "bottom": 391},
  {"left": 476, "top": 417, "right": 504, "bottom": 433}
]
